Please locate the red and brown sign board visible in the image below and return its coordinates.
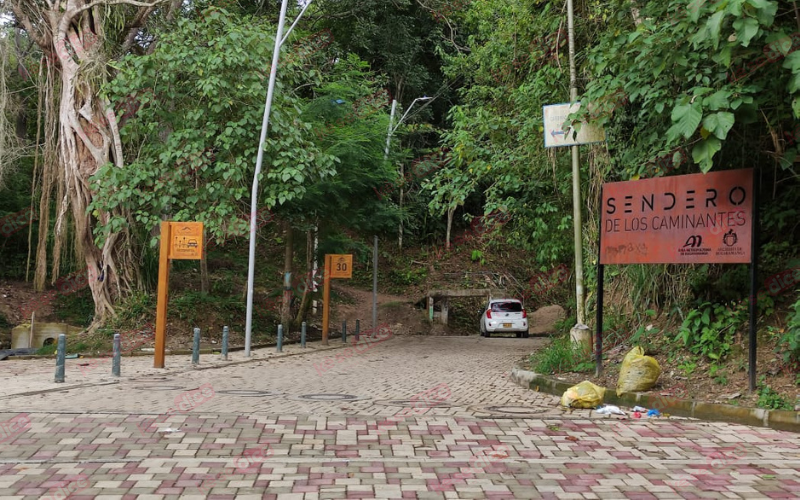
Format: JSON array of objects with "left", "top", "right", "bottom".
[{"left": 600, "top": 169, "right": 753, "bottom": 265}]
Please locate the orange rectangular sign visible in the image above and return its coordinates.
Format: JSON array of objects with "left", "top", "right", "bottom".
[
  {"left": 600, "top": 169, "right": 753, "bottom": 264},
  {"left": 168, "top": 222, "right": 204, "bottom": 260},
  {"left": 329, "top": 254, "right": 353, "bottom": 278}
]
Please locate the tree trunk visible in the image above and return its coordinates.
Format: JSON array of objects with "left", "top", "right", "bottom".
[
  {"left": 445, "top": 205, "right": 455, "bottom": 250},
  {"left": 293, "top": 229, "right": 314, "bottom": 329},
  {"left": 200, "top": 231, "right": 209, "bottom": 294},
  {"left": 280, "top": 220, "right": 294, "bottom": 332},
  {"left": 10, "top": 0, "right": 167, "bottom": 325},
  {"left": 399, "top": 163, "right": 404, "bottom": 249},
  {"left": 200, "top": 179, "right": 209, "bottom": 294},
  {"left": 33, "top": 61, "right": 58, "bottom": 293}
]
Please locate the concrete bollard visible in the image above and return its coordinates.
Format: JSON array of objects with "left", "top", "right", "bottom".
[
  {"left": 355, "top": 319, "right": 360, "bottom": 343},
  {"left": 301, "top": 322, "right": 307, "bottom": 348},
  {"left": 54, "top": 334, "right": 66, "bottom": 383},
  {"left": 277, "top": 324, "right": 283, "bottom": 353},
  {"left": 222, "top": 326, "right": 229, "bottom": 360},
  {"left": 192, "top": 327, "right": 200, "bottom": 365},
  {"left": 342, "top": 320, "right": 347, "bottom": 342},
  {"left": 112, "top": 333, "right": 121, "bottom": 377},
  {"left": 570, "top": 324, "right": 592, "bottom": 358}
]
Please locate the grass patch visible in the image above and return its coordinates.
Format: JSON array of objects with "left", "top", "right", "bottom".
[{"left": 529, "top": 334, "right": 593, "bottom": 374}]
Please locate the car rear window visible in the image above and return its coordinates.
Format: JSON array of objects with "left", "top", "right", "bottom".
[{"left": 491, "top": 302, "right": 523, "bottom": 312}]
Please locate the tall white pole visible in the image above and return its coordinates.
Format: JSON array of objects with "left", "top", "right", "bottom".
[
  {"left": 383, "top": 100, "right": 398, "bottom": 162},
  {"left": 383, "top": 100, "right": 399, "bottom": 246},
  {"left": 567, "top": 0, "right": 586, "bottom": 326},
  {"left": 244, "top": 0, "right": 291, "bottom": 357}
]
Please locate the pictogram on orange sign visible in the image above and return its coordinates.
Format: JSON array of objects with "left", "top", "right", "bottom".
[
  {"left": 169, "top": 222, "right": 204, "bottom": 260},
  {"left": 600, "top": 169, "right": 754, "bottom": 265}
]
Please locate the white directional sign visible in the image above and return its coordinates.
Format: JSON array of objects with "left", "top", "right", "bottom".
[{"left": 543, "top": 102, "right": 606, "bottom": 148}]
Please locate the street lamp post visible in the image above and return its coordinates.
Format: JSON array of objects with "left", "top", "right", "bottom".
[
  {"left": 383, "top": 96, "right": 432, "bottom": 249},
  {"left": 244, "top": 0, "right": 314, "bottom": 357}
]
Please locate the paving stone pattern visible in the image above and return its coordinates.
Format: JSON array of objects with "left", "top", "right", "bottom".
[{"left": 0, "top": 335, "right": 798, "bottom": 499}]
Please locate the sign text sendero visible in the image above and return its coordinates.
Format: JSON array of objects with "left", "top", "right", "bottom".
[{"left": 600, "top": 169, "right": 754, "bottom": 264}]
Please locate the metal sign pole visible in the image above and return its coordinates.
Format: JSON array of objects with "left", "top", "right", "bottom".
[
  {"left": 566, "top": 0, "right": 586, "bottom": 325},
  {"left": 322, "top": 254, "right": 332, "bottom": 345},
  {"left": 244, "top": 0, "right": 291, "bottom": 357},
  {"left": 373, "top": 236, "right": 378, "bottom": 329},
  {"left": 748, "top": 172, "right": 760, "bottom": 392},
  {"left": 596, "top": 187, "right": 604, "bottom": 377}
]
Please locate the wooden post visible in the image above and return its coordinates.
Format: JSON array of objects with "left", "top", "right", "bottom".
[
  {"left": 322, "top": 253, "right": 331, "bottom": 345},
  {"left": 154, "top": 222, "right": 171, "bottom": 368}
]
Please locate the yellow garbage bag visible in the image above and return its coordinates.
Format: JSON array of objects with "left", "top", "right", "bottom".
[
  {"left": 560, "top": 380, "right": 606, "bottom": 408},
  {"left": 616, "top": 346, "right": 661, "bottom": 396}
]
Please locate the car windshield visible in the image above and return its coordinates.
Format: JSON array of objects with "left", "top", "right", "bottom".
[{"left": 491, "top": 302, "right": 522, "bottom": 312}]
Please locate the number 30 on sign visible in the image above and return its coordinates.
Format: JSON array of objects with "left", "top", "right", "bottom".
[{"left": 329, "top": 254, "right": 353, "bottom": 279}]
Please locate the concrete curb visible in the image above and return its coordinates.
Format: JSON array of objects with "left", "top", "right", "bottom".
[{"left": 510, "top": 367, "right": 800, "bottom": 433}]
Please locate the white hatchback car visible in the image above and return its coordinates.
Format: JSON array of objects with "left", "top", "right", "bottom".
[{"left": 479, "top": 299, "right": 529, "bottom": 338}]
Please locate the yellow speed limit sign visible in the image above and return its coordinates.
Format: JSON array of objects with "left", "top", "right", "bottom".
[{"left": 329, "top": 254, "right": 353, "bottom": 279}]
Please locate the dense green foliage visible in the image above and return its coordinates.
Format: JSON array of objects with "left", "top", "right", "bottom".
[
  {"left": 91, "top": 9, "right": 336, "bottom": 249},
  {"left": 0, "top": 0, "right": 797, "bottom": 401}
]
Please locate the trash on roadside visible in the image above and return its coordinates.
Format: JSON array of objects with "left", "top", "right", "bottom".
[
  {"left": 632, "top": 406, "right": 647, "bottom": 412},
  {"left": 595, "top": 404, "right": 626, "bottom": 415},
  {"left": 632, "top": 411, "right": 642, "bottom": 419},
  {"left": 616, "top": 346, "right": 662, "bottom": 396},
  {"left": 157, "top": 428, "right": 182, "bottom": 433},
  {"left": 560, "top": 380, "right": 605, "bottom": 408},
  {"left": 65, "top": 354, "right": 79, "bottom": 359},
  {"left": 647, "top": 409, "right": 661, "bottom": 417}
]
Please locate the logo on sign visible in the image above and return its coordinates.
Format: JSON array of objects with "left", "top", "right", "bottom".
[
  {"left": 678, "top": 234, "right": 710, "bottom": 256},
  {"left": 683, "top": 235, "right": 702, "bottom": 248},
  {"left": 723, "top": 230, "right": 738, "bottom": 247}
]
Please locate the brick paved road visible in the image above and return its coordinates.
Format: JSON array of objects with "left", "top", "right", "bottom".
[{"left": 1, "top": 335, "right": 798, "bottom": 499}]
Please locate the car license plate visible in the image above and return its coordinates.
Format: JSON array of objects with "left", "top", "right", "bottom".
[{"left": 503, "top": 323, "right": 512, "bottom": 328}]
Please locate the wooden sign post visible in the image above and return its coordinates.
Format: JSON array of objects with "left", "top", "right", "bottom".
[
  {"left": 321, "top": 254, "right": 353, "bottom": 345},
  {"left": 155, "top": 221, "right": 204, "bottom": 368}
]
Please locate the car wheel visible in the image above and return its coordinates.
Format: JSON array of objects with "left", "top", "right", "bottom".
[
  {"left": 523, "top": 332, "right": 529, "bottom": 338},
  {"left": 485, "top": 331, "right": 491, "bottom": 338}
]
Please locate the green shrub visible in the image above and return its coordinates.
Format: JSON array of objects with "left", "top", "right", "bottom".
[
  {"left": 757, "top": 383, "right": 793, "bottom": 411},
  {"left": 676, "top": 301, "right": 745, "bottom": 360},
  {"left": 388, "top": 268, "right": 427, "bottom": 286},
  {"left": 777, "top": 297, "right": 800, "bottom": 367}
]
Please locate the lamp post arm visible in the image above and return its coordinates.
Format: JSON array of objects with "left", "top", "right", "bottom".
[{"left": 281, "top": 0, "right": 314, "bottom": 46}]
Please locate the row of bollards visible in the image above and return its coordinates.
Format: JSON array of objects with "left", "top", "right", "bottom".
[
  {"left": 53, "top": 320, "right": 335, "bottom": 382},
  {"left": 340, "top": 319, "right": 367, "bottom": 342},
  {"left": 54, "top": 331, "right": 122, "bottom": 383},
  {"left": 276, "top": 321, "right": 309, "bottom": 352}
]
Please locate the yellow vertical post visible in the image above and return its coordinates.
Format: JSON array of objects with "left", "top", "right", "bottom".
[
  {"left": 154, "top": 222, "right": 171, "bottom": 368},
  {"left": 322, "top": 254, "right": 331, "bottom": 345}
]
